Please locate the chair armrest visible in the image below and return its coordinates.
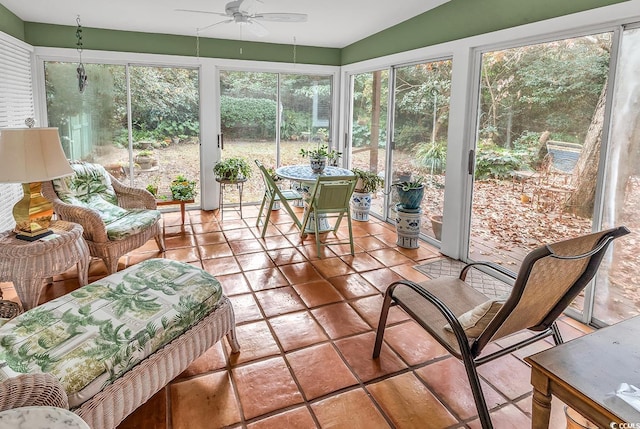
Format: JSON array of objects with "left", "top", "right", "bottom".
[
  {"left": 0, "top": 373, "right": 69, "bottom": 411},
  {"left": 387, "top": 280, "right": 472, "bottom": 353},
  {"left": 110, "top": 174, "right": 157, "bottom": 210},
  {"left": 42, "top": 181, "right": 110, "bottom": 243},
  {"left": 459, "top": 261, "right": 516, "bottom": 282}
]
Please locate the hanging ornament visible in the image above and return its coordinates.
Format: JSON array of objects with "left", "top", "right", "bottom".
[{"left": 76, "top": 15, "right": 88, "bottom": 93}]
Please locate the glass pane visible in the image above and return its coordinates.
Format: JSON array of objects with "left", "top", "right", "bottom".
[
  {"left": 129, "top": 66, "right": 200, "bottom": 205},
  {"left": 220, "top": 71, "right": 277, "bottom": 204},
  {"left": 350, "top": 70, "right": 389, "bottom": 219},
  {"left": 595, "top": 27, "right": 640, "bottom": 324},
  {"left": 45, "top": 62, "right": 127, "bottom": 171},
  {"left": 391, "top": 60, "right": 451, "bottom": 241},
  {"left": 470, "top": 34, "right": 611, "bottom": 287},
  {"left": 45, "top": 63, "right": 201, "bottom": 207}
]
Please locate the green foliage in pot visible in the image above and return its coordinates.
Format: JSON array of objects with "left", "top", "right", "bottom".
[
  {"left": 170, "top": 174, "right": 197, "bottom": 201},
  {"left": 299, "top": 144, "right": 341, "bottom": 160},
  {"left": 394, "top": 176, "right": 425, "bottom": 191},
  {"left": 352, "top": 168, "right": 384, "bottom": 193},
  {"left": 213, "top": 157, "right": 252, "bottom": 181}
]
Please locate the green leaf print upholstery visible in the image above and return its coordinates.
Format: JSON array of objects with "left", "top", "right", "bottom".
[
  {"left": 0, "top": 259, "right": 223, "bottom": 408},
  {"left": 52, "top": 163, "right": 160, "bottom": 241}
]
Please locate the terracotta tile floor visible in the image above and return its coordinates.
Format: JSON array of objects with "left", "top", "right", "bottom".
[{"left": 0, "top": 206, "right": 594, "bottom": 428}]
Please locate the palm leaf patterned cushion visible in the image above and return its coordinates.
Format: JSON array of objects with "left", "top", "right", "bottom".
[
  {"left": 52, "top": 162, "right": 160, "bottom": 240},
  {"left": 0, "top": 259, "right": 223, "bottom": 408}
]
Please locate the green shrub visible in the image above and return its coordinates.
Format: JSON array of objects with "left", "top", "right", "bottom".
[
  {"left": 415, "top": 140, "right": 447, "bottom": 174},
  {"left": 474, "top": 145, "right": 524, "bottom": 180}
]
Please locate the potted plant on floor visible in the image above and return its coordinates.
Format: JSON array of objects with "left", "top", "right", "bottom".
[
  {"left": 213, "top": 157, "right": 252, "bottom": 182},
  {"left": 135, "top": 150, "right": 155, "bottom": 170},
  {"left": 350, "top": 168, "right": 384, "bottom": 221},
  {"left": 170, "top": 174, "right": 197, "bottom": 201}
]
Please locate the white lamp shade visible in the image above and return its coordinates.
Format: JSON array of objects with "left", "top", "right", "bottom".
[{"left": 0, "top": 127, "right": 74, "bottom": 183}]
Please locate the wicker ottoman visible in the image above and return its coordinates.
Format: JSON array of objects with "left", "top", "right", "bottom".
[{"left": 0, "top": 259, "right": 239, "bottom": 429}]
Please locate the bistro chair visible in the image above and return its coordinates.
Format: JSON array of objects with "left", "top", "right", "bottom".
[
  {"left": 373, "top": 226, "right": 630, "bottom": 429},
  {"left": 255, "top": 160, "right": 303, "bottom": 238},
  {"left": 301, "top": 175, "right": 357, "bottom": 257}
]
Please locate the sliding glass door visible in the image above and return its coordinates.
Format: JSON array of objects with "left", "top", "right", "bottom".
[
  {"left": 469, "top": 33, "right": 612, "bottom": 275},
  {"left": 45, "top": 63, "right": 200, "bottom": 206},
  {"left": 389, "top": 60, "right": 451, "bottom": 241},
  {"left": 595, "top": 25, "right": 640, "bottom": 325},
  {"left": 219, "top": 70, "right": 334, "bottom": 204}
]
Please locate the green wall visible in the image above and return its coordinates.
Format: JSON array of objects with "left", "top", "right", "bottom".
[
  {"left": 0, "top": 3, "right": 24, "bottom": 41},
  {"left": 23, "top": 23, "right": 341, "bottom": 65},
  {"left": 0, "top": 0, "right": 631, "bottom": 65},
  {"left": 342, "top": 0, "right": 629, "bottom": 64}
]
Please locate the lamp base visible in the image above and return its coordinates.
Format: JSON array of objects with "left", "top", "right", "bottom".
[
  {"left": 13, "top": 182, "right": 54, "bottom": 240},
  {"left": 15, "top": 229, "right": 54, "bottom": 242}
]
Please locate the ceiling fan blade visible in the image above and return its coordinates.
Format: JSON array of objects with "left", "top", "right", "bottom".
[
  {"left": 198, "top": 19, "right": 234, "bottom": 32},
  {"left": 237, "top": 0, "right": 261, "bottom": 15},
  {"left": 253, "top": 13, "right": 308, "bottom": 23},
  {"left": 175, "top": 9, "right": 228, "bottom": 18},
  {"left": 244, "top": 20, "right": 269, "bottom": 37}
]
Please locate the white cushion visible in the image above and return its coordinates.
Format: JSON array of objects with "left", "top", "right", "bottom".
[{"left": 444, "top": 298, "right": 505, "bottom": 338}]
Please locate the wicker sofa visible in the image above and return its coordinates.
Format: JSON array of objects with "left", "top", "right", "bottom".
[
  {"left": 42, "top": 160, "right": 165, "bottom": 274},
  {"left": 0, "top": 259, "right": 239, "bottom": 429}
]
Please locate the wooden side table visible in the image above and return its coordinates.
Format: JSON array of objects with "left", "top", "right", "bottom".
[
  {"left": 526, "top": 316, "right": 640, "bottom": 429},
  {"left": 156, "top": 198, "right": 194, "bottom": 225},
  {"left": 0, "top": 220, "right": 90, "bottom": 310}
]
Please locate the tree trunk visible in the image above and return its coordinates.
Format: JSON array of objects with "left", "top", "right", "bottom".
[
  {"left": 369, "top": 71, "right": 382, "bottom": 173},
  {"left": 566, "top": 79, "right": 607, "bottom": 217}
]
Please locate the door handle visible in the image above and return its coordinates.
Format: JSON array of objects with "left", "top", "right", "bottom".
[
  {"left": 468, "top": 149, "right": 475, "bottom": 175},
  {"left": 218, "top": 133, "right": 224, "bottom": 150}
]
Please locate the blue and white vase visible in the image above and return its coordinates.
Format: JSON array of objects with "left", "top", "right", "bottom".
[
  {"left": 394, "top": 204, "right": 422, "bottom": 248},
  {"left": 309, "top": 156, "right": 327, "bottom": 174},
  {"left": 350, "top": 191, "right": 372, "bottom": 221}
]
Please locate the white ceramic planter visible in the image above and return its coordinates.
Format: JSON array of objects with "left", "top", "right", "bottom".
[
  {"left": 350, "top": 191, "right": 372, "bottom": 221},
  {"left": 394, "top": 204, "right": 422, "bottom": 249}
]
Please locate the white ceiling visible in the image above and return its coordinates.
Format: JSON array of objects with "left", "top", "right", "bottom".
[{"left": 1, "top": 0, "right": 450, "bottom": 48}]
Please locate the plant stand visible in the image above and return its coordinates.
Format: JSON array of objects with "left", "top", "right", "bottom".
[
  {"left": 216, "top": 177, "right": 247, "bottom": 220},
  {"left": 394, "top": 203, "right": 422, "bottom": 249},
  {"left": 350, "top": 191, "right": 372, "bottom": 221}
]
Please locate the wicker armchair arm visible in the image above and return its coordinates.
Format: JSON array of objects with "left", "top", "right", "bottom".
[
  {"left": 110, "top": 175, "right": 157, "bottom": 210},
  {"left": 0, "top": 373, "right": 69, "bottom": 411}
]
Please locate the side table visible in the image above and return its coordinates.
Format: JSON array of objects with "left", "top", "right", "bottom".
[
  {"left": 156, "top": 198, "right": 194, "bottom": 225},
  {"left": 0, "top": 221, "right": 90, "bottom": 310}
]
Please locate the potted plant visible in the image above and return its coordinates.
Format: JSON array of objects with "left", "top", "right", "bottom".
[
  {"left": 135, "top": 150, "right": 155, "bottom": 170},
  {"left": 300, "top": 145, "right": 340, "bottom": 174},
  {"left": 170, "top": 174, "right": 197, "bottom": 201},
  {"left": 146, "top": 176, "right": 160, "bottom": 197},
  {"left": 350, "top": 168, "right": 384, "bottom": 221},
  {"left": 393, "top": 176, "right": 425, "bottom": 210},
  {"left": 213, "top": 157, "right": 252, "bottom": 182}
]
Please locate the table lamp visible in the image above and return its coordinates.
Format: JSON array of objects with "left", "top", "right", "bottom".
[{"left": 0, "top": 124, "right": 74, "bottom": 241}]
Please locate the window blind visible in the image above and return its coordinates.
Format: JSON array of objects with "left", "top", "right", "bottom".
[{"left": 0, "top": 32, "right": 35, "bottom": 232}]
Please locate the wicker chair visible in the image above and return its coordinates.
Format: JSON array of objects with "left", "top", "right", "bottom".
[
  {"left": 42, "top": 161, "right": 165, "bottom": 274},
  {"left": 373, "top": 226, "right": 630, "bottom": 429}
]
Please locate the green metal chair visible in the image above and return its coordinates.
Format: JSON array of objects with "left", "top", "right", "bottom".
[
  {"left": 301, "top": 175, "right": 357, "bottom": 257},
  {"left": 255, "top": 160, "right": 302, "bottom": 238}
]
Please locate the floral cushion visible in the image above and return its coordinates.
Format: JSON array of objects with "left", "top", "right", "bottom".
[
  {"left": 0, "top": 259, "right": 224, "bottom": 408},
  {"left": 52, "top": 162, "right": 160, "bottom": 240}
]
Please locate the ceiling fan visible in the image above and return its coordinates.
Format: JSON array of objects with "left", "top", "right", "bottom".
[{"left": 177, "top": 0, "right": 308, "bottom": 37}]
